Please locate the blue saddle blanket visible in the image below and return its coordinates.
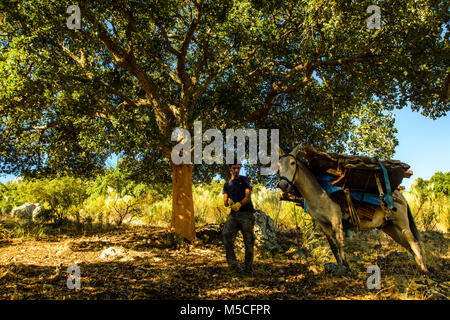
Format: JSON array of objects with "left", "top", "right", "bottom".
[{"left": 316, "top": 174, "right": 381, "bottom": 206}]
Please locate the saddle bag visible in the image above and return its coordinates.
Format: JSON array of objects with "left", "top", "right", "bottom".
[{"left": 303, "top": 146, "right": 412, "bottom": 194}]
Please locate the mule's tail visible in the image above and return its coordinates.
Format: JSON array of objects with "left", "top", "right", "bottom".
[{"left": 407, "top": 204, "right": 420, "bottom": 242}]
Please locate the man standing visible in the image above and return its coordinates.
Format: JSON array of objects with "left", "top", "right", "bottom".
[{"left": 222, "top": 161, "right": 256, "bottom": 275}]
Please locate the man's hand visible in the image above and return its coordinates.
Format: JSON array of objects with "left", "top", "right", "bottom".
[{"left": 231, "top": 202, "right": 242, "bottom": 212}]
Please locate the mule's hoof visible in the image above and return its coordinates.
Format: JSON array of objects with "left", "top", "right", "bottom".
[
  {"left": 324, "top": 263, "right": 349, "bottom": 276},
  {"left": 228, "top": 261, "right": 244, "bottom": 271}
]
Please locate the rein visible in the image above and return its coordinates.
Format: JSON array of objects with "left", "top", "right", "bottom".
[{"left": 278, "top": 154, "right": 303, "bottom": 196}]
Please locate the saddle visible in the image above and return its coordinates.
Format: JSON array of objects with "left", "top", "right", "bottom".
[
  {"left": 280, "top": 146, "right": 413, "bottom": 228},
  {"left": 279, "top": 190, "right": 378, "bottom": 221},
  {"left": 303, "top": 146, "right": 412, "bottom": 193}
]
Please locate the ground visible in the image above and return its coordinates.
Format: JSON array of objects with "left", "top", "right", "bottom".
[{"left": 0, "top": 224, "right": 448, "bottom": 300}]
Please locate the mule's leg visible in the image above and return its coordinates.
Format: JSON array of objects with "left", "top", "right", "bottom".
[
  {"left": 317, "top": 221, "right": 347, "bottom": 267},
  {"left": 331, "top": 218, "right": 349, "bottom": 268},
  {"left": 324, "top": 233, "right": 341, "bottom": 264},
  {"left": 403, "top": 228, "right": 428, "bottom": 272},
  {"left": 382, "top": 223, "right": 428, "bottom": 272},
  {"left": 382, "top": 222, "right": 411, "bottom": 250},
  {"left": 390, "top": 191, "right": 428, "bottom": 272},
  {"left": 396, "top": 225, "right": 428, "bottom": 273},
  {"left": 316, "top": 221, "right": 341, "bottom": 264}
]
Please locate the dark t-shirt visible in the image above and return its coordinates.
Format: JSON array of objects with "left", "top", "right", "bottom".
[{"left": 222, "top": 175, "right": 255, "bottom": 213}]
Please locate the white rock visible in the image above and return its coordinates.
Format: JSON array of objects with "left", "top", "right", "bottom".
[
  {"left": 100, "top": 247, "right": 127, "bottom": 260},
  {"left": 233, "top": 210, "right": 283, "bottom": 257},
  {"left": 11, "top": 203, "right": 41, "bottom": 221}
]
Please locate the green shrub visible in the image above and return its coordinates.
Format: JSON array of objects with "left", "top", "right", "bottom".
[
  {"left": 0, "top": 201, "right": 12, "bottom": 216},
  {"left": 9, "top": 176, "right": 89, "bottom": 223},
  {"left": 87, "top": 167, "right": 151, "bottom": 199},
  {"left": 142, "top": 195, "right": 172, "bottom": 226},
  {"left": 403, "top": 172, "right": 450, "bottom": 232}
]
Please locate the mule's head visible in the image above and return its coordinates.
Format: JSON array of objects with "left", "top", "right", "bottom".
[{"left": 277, "top": 144, "right": 303, "bottom": 193}]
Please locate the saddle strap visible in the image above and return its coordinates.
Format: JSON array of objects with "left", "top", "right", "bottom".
[
  {"left": 375, "top": 174, "right": 394, "bottom": 220},
  {"left": 344, "top": 189, "right": 360, "bottom": 231},
  {"left": 375, "top": 158, "right": 397, "bottom": 211}
]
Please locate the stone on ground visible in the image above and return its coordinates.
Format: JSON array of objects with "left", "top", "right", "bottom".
[
  {"left": 100, "top": 247, "right": 127, "bottom": 260},
  {"left": 10, "top": 203, "right": 41, "bottom": 221}
]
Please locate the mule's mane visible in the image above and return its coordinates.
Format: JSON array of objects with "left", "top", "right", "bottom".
[{"left": 287, "top": 153, "right": 331, "bottom": 208}]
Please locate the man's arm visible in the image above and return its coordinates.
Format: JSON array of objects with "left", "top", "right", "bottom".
[
  {"left": 240, "top": 188, "right": 251, "bottom": 206},
  {"left": 223, "top": 193, "right": 229, "bottom": 207}
]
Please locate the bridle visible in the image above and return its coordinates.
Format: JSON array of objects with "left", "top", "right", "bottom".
[{"left": 277, "top": 153, "right": 302, "bottom": 195}]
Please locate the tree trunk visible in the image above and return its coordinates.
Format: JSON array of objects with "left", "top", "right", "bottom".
[{"left": 170, "top": 162, "right": 195, "bottom": 241}]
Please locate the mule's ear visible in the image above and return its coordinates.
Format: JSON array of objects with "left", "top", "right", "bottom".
[
  {"left": 278, "top": 145, "right": 284, "bottom": 158},
  {"left": 291, "top": 143, "right": 304, "bottom": 157}
]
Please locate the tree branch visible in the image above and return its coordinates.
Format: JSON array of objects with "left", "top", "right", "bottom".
[
  {"left": 314, "top": 52, "right": 373, "bottom": 68},
  {"left": 58, "top": 73, "right": 138, "bottom": 111},
  {"left": 82, "top": 8, "right": 160, "bottom": 100},
  {"left": 148, "top": 53, "right": 181, "bottom": 85},
  {"left": 81, "top": 6, "right": 174, "bottom": 135},
  {"left": 28, "top": 121, "right": 61, "bottom": 131},
  {"left": 249, "top": 51, "right": 375, "bottom": 121},
  {"left": 125, "top": 7, "right": 135, "bottom": 55},
  {"left": 441, "top": 71, "right": 449, "bottom": 100},
  {"left": 192, "top": 39, "right": 235, "bottom": 99},
  {"left": 181, "top": 0, "right": 203, "bottom": 57},
  {"left": 159, "top": 27, "right": 181, "bottom": 57},
  {"left": 178, "top": 0, "right": 204, "bottom": 94}
]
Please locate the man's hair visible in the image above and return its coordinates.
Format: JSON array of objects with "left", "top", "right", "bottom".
[{"left": 229, "top": 159, "right": 241, "bottom": 168}]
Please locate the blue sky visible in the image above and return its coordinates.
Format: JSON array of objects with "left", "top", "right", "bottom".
[
  {"left": 393, "top": 108, "right": 450, "bottom": 190},
  {"left": 1, "top": 108, "right": 449, "bottom": 190}
]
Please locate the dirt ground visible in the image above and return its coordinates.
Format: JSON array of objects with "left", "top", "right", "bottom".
[{"left": 0, "top": 224, "right": 448, "bottom": 300}]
